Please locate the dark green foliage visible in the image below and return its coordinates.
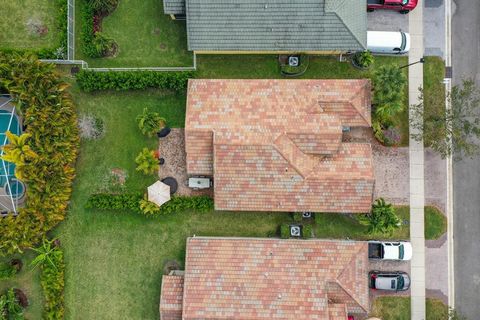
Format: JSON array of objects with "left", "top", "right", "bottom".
[
  {"left": 280, "top": 224, "right": 290, "bottom": 239},
  {"left": 292, "top": 212, "right": 303, "bottom": 223},
  {"left": 85, "top": 193, "right": 214, "bottom": 215},
  {"left": 87, "top": 0, "right": 118, "bottom": 15},
  {"left": 302, "top": 225, "right": 313, "bottom": 239},
  {"left": 0, "top": 288, "right": 24, "bottom": 320},
  {"left": 81, "top": 3, "right": 100, "bottom": 58},
  {"left": 0, "top": 54, "right": 79, "bottom": 255},
  {"left": 358, "top": 198, "right": 400, "bottom": 235},
  {"left": 85, "top": 193, "right": 143, "bottom": 213},
  {"left": 352, "top": 51, "right": 374, "bottom": 69},
  {"left": 37, "top": 242, "right": 64, "bottom": 320},
  {"left": 76, "top": 70, "right": 193, "bottom": 92},
  {"left": 0, "top": 262, "right": 17, "bottom": 280}
]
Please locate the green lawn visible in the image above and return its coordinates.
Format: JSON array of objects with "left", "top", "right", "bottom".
[
  {"left": 0, "top": 0, "right": 63, "bottom": 49},
  {"left": 75, "top": 0, "right": 193, "bottom": 67},
  {"left": 315, "top": 206, "right": 446, "bottom": 241},
  {"left": 371, "top": 297, "right": 449, "bottom": 320},
  {"left": 0, "top": 252, "right": 44, "bottom": 319}
]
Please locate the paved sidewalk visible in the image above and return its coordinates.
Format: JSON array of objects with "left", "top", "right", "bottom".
[{"left": 408, "top": 3, "right": 426, "bottom": 319}]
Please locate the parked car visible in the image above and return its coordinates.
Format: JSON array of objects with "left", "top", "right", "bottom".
[
  {"left": 368, "top": 241, "right": 412, "bottom": 260},
  {"left": 367, "top": 31, "right": 410, "bottom": 54},
  {"left": 369, "top": 271, "right": 411, "bottom": 291},
  {"left": 367, "top": 0, "right": 418, "bottom": 14}
]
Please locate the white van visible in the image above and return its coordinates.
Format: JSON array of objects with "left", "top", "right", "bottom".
[{"left": 367, "top": 31, "right": 411, "bottom": 54}]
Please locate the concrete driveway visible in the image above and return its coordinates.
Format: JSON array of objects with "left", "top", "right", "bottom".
[{"left": 368, "top": 10, "right": 408, "bottom": 32}]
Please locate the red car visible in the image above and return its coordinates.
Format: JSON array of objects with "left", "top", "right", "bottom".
[{"left": 367, "top": 0, "right": 418, "bottom": 14}]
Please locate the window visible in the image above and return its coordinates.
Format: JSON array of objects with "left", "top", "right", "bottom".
[
  {"left": 399, "top": 245, "right": 404, "bottom": 259},
  {"left": 402, "top": 0, "right": 409, "bottom": 4},
  {"left": 400, "top": 33, "right": 407, "bottom": 50}
]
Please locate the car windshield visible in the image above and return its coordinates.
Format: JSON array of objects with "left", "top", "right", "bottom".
[
  {"left": 400, "top": 33, "right": 407, "bottom": 51},
  {"left": 402, "top": 0, "right": 408, "bottom": 4},
  {"left": 397, "top": 276, "right": 404, "bottom": 289},
  {"left": 399, "top": 245, "right": 404, "bottom": 259}
]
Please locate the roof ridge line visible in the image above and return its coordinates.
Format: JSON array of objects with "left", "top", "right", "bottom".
[
  {"left": 347, "top": 81, "right": 371, "bottom": 126},
  {"left": 334, "top": 245, "right": 369, "bottom": 312},
  {"left": 272, "top": 134, "right": 315, "bottom": 179}
]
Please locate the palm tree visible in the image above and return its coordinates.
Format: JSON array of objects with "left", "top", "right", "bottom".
[
  {"left": 139, "top": 198, "right": 160, "bottom": 216},
  {"left": 136, "top": 108, "right": 166, "bottom": 137},
  {"left": 372, "top": 64, "right": 407, "bottom": 119},
  {"left": 30, "top": 237, "right": 60, "bottom": 270},
  {"left": 358, "top": 198, "right": 400, "bottom": 234},
  {"left": 135, "top": 148, "right": 159, "bottom": 175}
]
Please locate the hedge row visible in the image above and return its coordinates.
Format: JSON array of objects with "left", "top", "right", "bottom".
[
  {"left": 40, "top": 245, "right": 65, "bottom": 319},
  {"left": 0, "top": 53, "right": 80, "bottom": 255},
  {"left": 0, "top": 0, "right": 67, "bottom": 59},
  {"left": 80, "top": 3, "right": 100, "bottom": 58},
  {"left": 85, "top": 193, "right": 214, "bottom": 215},
  {"left": 76, "top": 70, "right": 193, "bottom": 92}
]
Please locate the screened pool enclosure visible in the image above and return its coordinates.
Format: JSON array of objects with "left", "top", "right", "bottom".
[{"left": 0, "top": 95, "right": 26, "bottom": 214}]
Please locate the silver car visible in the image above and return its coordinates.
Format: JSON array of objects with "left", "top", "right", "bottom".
[{"left": 369, "top": 271, "right": 410, "bottom": 291}]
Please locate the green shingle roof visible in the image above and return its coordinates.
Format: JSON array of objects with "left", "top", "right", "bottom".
[
  {"left": 163, "top": 0, "right": 185, "bottom": 15},
  {"left": 184, "top": 0, "right": 367, "bottom": 52}
]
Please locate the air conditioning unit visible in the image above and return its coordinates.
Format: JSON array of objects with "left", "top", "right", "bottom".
[
  {"left": 288, "top": 56, "right": 299, "bottom": 67},
  {"left": 290, "top": 225, "right": 301, "bottom": 237},
  {"left": 302, "top": 212, "right": 313, "bottom": 218}
]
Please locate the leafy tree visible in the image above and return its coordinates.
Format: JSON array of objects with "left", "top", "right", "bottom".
[
  {"left": 30, "top": 238, "right": 60, "bottom": 271},
  {"left": 353, "top": 51, "right": 374, "bottom": 69},
  {"left": 1, "top": 132, "right": 37, "bottom": 181},
  {"left": 372, "top": 64, "right": 407, "bottom": 120},
  {"left": 135, "top": 148, "right": 159, "bottom": 175},
  {"left": 411, "top": 79, "right": 480, "bottom": 159},
  {"left": 136, "top": 108, "right": 166, "bottom": 137},
  {"left": 358, "top": 198, "right": 400, "bottom": 234}
]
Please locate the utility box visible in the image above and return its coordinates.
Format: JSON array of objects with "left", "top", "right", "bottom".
[{"left": 188, "top": 177, "right": 212, "bottom": 190}]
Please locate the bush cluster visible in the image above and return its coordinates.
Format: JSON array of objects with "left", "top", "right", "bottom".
[
  {"left": 76, "top": 70, "right": 193, "bottom": 92},
  {"left": 85, "top": 193, "right": 214, "bottom": 215},
  {"left": 0, "top": 261, "right": 18, "bottom": 280},
  {"left": 0, "top": 0, "right": 67, "bottom": 59},
  {"left": 0, "top": 54, "right": 79, "bottom": 255},
  {"left": 81, "top": 0, "right": 118, "bottom": 58},
  {"left": 0, "top": 288, "right": 25, "bottom": 319},
  {"left": 40, "top": 246, "right": 65, "bottom": 320}
]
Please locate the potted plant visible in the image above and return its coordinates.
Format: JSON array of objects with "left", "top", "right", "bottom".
[{"left": 352, "top": 51, "right": 374, "bottom": 70}]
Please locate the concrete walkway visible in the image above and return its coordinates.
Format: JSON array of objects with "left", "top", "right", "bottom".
[{"left": 409, "top": 3, "right": 426, "bottom": 319}]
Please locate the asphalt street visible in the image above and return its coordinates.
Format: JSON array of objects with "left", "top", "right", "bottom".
[{"left": 452, "top": 0, "right": 480, "bottom": 318}]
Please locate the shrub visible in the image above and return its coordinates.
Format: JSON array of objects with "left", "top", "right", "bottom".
[
  {"left": 135, "top": 148, "right": 159, "bottom": 175},
  {"left": 292, "top": 212, "right": 303, "bottom": 223},
  {"left": 85, "top": 193, "right": 214, "bottom": 215},
  {"left": 302, "top": 225, "right": 313, "bottom": 239},
  {"left": 0, "top": 268, "right": 14, "bottom": 282},
  {"left": 0, "top": 288, "right": 24, "bottom": 319},
  {"left": 76, "top": 70, "right": 193, "bottom": 92},
  {"left": 0, "top": 261, "right": 18, "bottom": 280},
  {"left": 33, "top": 240, "right": 64, "bottom": 320},
  {"left": 358, "top": 198, "right": 400, "bottom": 234},
  {"left": 85, "top": 193, "right": 143, "bottom": 212},
  {"left": 353, "top": 51, "right": 374, "bottom": 69},
  {"left": 139, "top": 199, "right": 161, "bottom": 216},
  {"left": 87, "top": 0, "right": 118, "bottom": 15},
  {"left": 280, "top": 224, "right": 290, "bottom": 239},
  {"left": 0, "top": 54, "right": 79, "bottom": 256},
  {"left": 137, "top": 108, "right": 166, "bottom": 137}
]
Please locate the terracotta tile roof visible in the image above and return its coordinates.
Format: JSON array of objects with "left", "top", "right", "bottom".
[
  {"left": 159, "top": 237, "right": 369, "bottom": 319},
  {"left": 185, "top": 79, "right": 374, "bottom": 213},
  {"left": 159, "top": 275, "right": 184, "bottom": 320},
  {"left": 328, "top": 304, "right": 348, "bottom": 320}
]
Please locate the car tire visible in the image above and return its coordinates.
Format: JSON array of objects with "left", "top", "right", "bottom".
[{"left": 400, "top": 10, "right": 409, "bottom": 14}]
